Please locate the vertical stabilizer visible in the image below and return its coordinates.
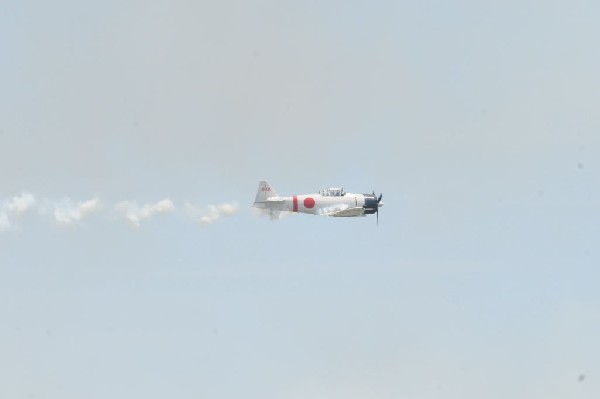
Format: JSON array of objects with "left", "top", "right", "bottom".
[{"left": 254, "top": 181, "right": 279, "bottom": 204}]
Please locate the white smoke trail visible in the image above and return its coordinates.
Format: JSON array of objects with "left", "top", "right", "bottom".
[
  {"left": 0, "top": 192, "right": 36, "bottom": 232},
  {"left": 54, "top": 198, "right": 101, "bottom": 225},
  {"left": 4, "top": 192, "right": 36, "bottom": 214},
  {"left": 185, "top": 201, "right": 239, "bottom": 225},
  {"left": 0, "top": 193, "right": 240, "bottom": 232},
  {"left": 114, "top": 198, "right": 175, "bottom": 227}
]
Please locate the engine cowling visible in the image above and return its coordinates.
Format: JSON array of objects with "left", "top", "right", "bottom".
[{"left": 363, "top": 194, "right": 379, "bottom": 214}]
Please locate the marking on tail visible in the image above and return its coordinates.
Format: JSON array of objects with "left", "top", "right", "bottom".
[{"left": 254, "top": 181, "right": 279, "bottom": 204}]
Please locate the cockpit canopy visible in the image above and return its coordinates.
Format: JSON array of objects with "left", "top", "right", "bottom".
[{"left": 319, "top": 187, "right": 345, "bottom": 197}]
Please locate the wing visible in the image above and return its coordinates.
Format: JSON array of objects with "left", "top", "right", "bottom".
[{"left": 329, "top": 207, "right": 365, "bottom": 217}]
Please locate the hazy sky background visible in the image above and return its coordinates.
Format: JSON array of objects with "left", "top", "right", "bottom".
[{"left": 1, "top": 1, "right": 599, "bottom": 398}]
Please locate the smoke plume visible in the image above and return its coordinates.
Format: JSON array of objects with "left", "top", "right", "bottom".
[
  {"left": 6, "top": 193, "right": 36, "bottom": 213},
  {"left": 0, "top": 193, "right": 239, "bottom": 233},
  {"left": 114, "top": 199, "right": 176, "bottom": 227},
  {"left": 0, "top": 192, "right": 36, "bottom": 231},
  {"left": 184, "top": 202, "right": 240, "bottom": 225},
  {"left": 54, "top": 198, "right": 101, "bottom": 225}
]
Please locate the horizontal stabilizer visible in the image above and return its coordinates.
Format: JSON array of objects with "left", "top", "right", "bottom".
[{"left": 253, "top": 197, "right": 285, "bottom": 209}]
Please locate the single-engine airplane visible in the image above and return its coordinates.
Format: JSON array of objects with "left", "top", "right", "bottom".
[{"left": 253, "top": 181, "right": 384, "bottom": 223}]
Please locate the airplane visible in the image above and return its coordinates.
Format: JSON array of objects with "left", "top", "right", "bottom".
[{"left": 253, "top": 181, "right": 384, "bottom": 223}]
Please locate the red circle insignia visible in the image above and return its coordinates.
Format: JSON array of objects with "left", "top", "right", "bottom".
[{"left": 304, "top": 197, "right": 315, "bottom": 208}]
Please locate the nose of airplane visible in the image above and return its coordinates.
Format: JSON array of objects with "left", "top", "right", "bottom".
[{"left": 378, "top": 201, "right": 384, "bottom": 207}]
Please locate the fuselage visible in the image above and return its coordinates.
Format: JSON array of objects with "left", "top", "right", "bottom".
[{"left": 283, "top": 193, "right": 362, "bottom": 213}]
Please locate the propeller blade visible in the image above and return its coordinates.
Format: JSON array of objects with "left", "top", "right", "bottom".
[{"left": 376, "top": 192, "right": 382, "bottom": 225}]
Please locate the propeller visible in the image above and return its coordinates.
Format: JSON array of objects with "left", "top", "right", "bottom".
[{"left": 372, "top": 191, "right": 383, "bottom": 225}]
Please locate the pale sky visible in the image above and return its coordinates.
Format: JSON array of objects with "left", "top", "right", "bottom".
[{"left": 1, "top": 1, "right": 599, "bottom": 398}]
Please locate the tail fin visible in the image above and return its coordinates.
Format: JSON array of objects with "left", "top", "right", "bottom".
[{"left": 254, "top": 180, "right": 279, "bottom": 203}]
